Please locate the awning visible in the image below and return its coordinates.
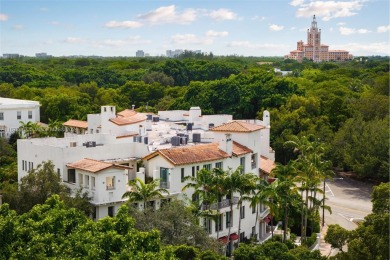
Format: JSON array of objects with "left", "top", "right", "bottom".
[
  {"left": 230, "top": 233, "right": 239, "bottom": 240},
  {"left": 218, "top": 233, "right": 239, "bottom": 244},
  {"left": 218, "top": 236, "right": 228, "bottom": 244}
]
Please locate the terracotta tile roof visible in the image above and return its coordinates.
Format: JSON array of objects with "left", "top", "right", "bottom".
[
  {"left": 259, "top": 155, "right": 275, "bottom": 175},
  {"left": 232, "top": 141, "right": 252, "bottom": 156},
  {"left": 117, "top": 109, "right": 137, "bottom": 118},
  {"left": 67, "top": 158, "right": 130, "bottom": 173},
  {"left": 110, "top": 113, "right": 147, "bottom": 126},
  {"left": 116, "top": 132, "right": 139, "bottom": 139},
  {"left": 144, "top": 143, "right": 230, "bottom": 166},
  {"left": 211, "top": 121, "right": 264, "bottom": 133},
  {"left": 63, "top": 119, "right": 88, "bottom": 129},
  {"left": 144, "top": 141, "right": 252, "bottom": 166}
]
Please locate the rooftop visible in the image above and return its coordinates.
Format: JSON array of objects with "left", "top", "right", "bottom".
[
  {"left": 211, "top": 121, "right": 264, "bottom": 133},
  {"left": 66, "top": 158, "right": 130, "bottom": 173},
  {"left": 63, "top": 119, "right": 88, "bottom": 129}
]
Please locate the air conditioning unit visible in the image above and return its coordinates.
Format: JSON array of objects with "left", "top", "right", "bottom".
[{"left": 69, "top": 142, "right": 77, "bottom": 147}]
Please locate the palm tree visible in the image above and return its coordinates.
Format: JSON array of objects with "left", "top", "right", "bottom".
[
  {"left": 19, "top": 121, "right": 42, "bottom": 138},
  {"left": 182, "top": 168, "right": 218, "bottom": 236},
  {"left": 271, "top": 161, "right": 299, "bottom": 242},
  {"left": 122, "top": 177, "right": 169, "bottom": 211}
]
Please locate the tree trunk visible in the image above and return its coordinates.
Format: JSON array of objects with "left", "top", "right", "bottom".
[
  {"left": 303, "top": 188, "right": 309, "bottom": 241},
  {"left": 254, "top": 203, "right": 259, "bottom": 239},
  {"left": 283, "top": 202, "right": 288, "bottom": 242},
  {"left": 238, "top": 202, "right": 242, "bottom": 245}
]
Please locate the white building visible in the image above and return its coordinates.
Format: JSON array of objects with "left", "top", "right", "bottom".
[
  {"left": 0, "top": 97, "right": 40, "bottom": 138},
  {"left": 17, "top": 106, "right": 275, "bottom": 246}
]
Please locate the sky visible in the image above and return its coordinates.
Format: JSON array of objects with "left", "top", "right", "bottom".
[{"left": 0, "top": 0, "right": 389, "bottom": 57}]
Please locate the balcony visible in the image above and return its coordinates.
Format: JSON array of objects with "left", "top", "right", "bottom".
[
  {"left": 202, "top": 197, "right": 239, "bottom": 211},
  {"left": 160, "top": 181, "right": 170, "bottom": 189},
  {"left": 258, "top": 207, "right": 270, "bottom": 220}
]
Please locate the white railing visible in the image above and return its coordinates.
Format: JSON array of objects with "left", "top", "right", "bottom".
[{"left": 202, "top": 197, "right": 239, "bottom": 210}]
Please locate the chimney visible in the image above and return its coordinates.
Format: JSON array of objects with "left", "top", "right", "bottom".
[{"left": 219, "top": 133, "right": 232, "bottom": 156}]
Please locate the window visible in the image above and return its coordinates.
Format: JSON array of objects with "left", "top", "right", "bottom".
[
  {"left": 0, "top": 112, "right": 3, "bottom": 120},
  {"left": 28, "top": 111, "right": 32, "bottom": 119},
  {"left": 79, "top": 173, "right": 83, "bottom": 186},
  {"left": 22, "top": 160, "right": 25, "bottom": 171},
  {"left": 203, "top": 164, "right": 211, "bottom": 171},
  {"left": 17, "top": 111, "right": 21, "bottom": 120},
  {"left": 67, "top": 169, "right": 76, "bottom": 183},
  {"left": 252, "top": 205, "right": 256, "bottom": 214},
  {"left": 251, "top": 153, "right": 257, "bottom": 169},
  {"left": 181, "top": 168, "right": 185, "bottom": 183},
  {"left": 91, "top": 177, "right": 95, "bottom": 190},
  {"left": 226, "top": 211, "right": 232, "bottom": 228},
  {"left": 106, "top": 176, "right": 115, "bottom": 190},
  {"left": 240, "top": 206, "right": 245, "bottom": 219},
  {"left": 57, "top": 168, "right": 60, "bottom": 178},
  {"left": 203, "top": 218, "right": 212, "bottom": 234},
  {"left": 192, "top": 166, "right": 195, "bottom": 177},
  {"left": 252, "top": 226, "right": 256, "bottom": 238},
  {"left": 215, "top": 162, "right": 223, "bottom": 169},
  {"left": 85, "top": 175, "right": 90, "bottom": 188},
  {"left": 215, "top": 214, "right": 223, "bottom": 232},
  {"left": 90, "top": 129, "right": 94, "bottom": 134},
  {"left": 108, "top": 206, "right": 114, "bottom": 217},
  {"left": 24, "top": 161, "right": 27, "bottom": 171},
  {"left": 240, "top": 157, "right": 245, "bottom": 173},
  {"left": 240, "top": 232, "right": 245, "bottom": 242},
  {"left": 160, "top": 167, "right": 169, "bottom": 189}
]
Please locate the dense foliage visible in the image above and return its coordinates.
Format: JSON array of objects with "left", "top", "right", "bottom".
[{"left": 1, "top": 56, "right": 388, "bottom": 181}]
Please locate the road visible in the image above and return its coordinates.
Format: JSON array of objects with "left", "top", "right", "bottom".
[
  {"left": 322, "top": 174, "right": 373, "bottom": 230},
  {"left": 318, "top": 173, "right": 374, "bottom": 257}
]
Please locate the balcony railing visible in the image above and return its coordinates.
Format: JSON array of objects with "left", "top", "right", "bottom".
[
  {"left": 202, "top": 197, "right": 239, "bottom": 211},
  {"left": 160, "top": 181, "right": 170, "bottom": 189},
  {"left": 258, "top": 207, "right": 270, "bottom": 220}
]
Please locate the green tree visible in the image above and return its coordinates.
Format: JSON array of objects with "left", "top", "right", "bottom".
[
  {"left": 122, "top": 177, "right": 169, "bottom": 210},
  {"left": 324, "top": 224, "right": 349, "bottom": 252},
  {"left": 371, "top": 182, "right": 390, "bottom": 214}
]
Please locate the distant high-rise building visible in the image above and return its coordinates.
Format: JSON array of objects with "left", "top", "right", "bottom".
[
  {"left": 3, "top": 53, "right": 20, "bottom": 59},
  {"left": 285, "top": 15, "right": 353, "bottom": 62},
  {"left": 136, "top": 50, "right": 145, "bottom": 57}
]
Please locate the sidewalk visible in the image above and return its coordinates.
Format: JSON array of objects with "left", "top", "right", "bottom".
[{"left": 319, "top": 224, "right": 338, "bottom": 257}]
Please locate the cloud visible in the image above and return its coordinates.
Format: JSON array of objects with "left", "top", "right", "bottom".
[
  {"left": 205, "top": 30, "right": 228, "bottom": 37},
  {"left": 339, "top": 26, "right": 371, "bottom": 35},
  {"left": 0, "top": 13, "right": 8, "bottom": 21},
  {"left": 251, "top": 16, "right": 266, "bottom": 21},
  {"left": 171, "top": 34, "right": 213, "bottom": 45},
  {"left": 290, "top": 0, "right": 305, "bottom": 7},
  {"left": 227, "top": 41, "right": 288, "bottom": 52},
  {"left": 138, "top": 5, "right": 196, "bottom": 25},
  {"left": 269, "top": 24, "right": 284, "bottom": 31},
  {"left": 63, "top": 37, "right": 86, "bottom": 44},
  {"left": 105, "top": 20, "right": 143, "bottom": 28},
  {"left": 293, "top": 1, "right": 364, "bottom": 21},
  {"left": 339, "top": 42, "right": 390, "bottom": 55},
  {"left": 377, "top": 25, "right": 390, "bottom": 33},
  {"left": 12, "top": 24, "right": 24, "bottom": 30},
  {"left": 207, "top": 8, "right": 238, "bottom": 21}
]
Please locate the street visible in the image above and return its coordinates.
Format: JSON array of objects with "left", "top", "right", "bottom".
[{"left": 322, "top": 173, "right": 373, "bottom": 230}]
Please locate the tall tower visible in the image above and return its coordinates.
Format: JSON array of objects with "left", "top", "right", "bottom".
[{"left": 307, "top": 15, "right": 321, "bottom": 61}]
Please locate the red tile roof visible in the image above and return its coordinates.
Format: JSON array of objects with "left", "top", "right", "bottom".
[
  {"left": 211, "top": 121, "right": 264, "bottom": 133},
  {"left": 259, "top": 155, "right": 275, "bottom": 175},
  {"left": 63, "top": 119, "right": 88, "bottom": 129},
  {"left": 144, "top": 141, "right": 252, "bottom": 166},
  {"left": 67, "top": 158, "right": 130, "bottom": 173},
  {"left": 232, "top": 141, "right": 252, "bottom": 156},
  {"left": 117, "top": 109, "right": 137, "bottom": 118},
  {"left": 110, "top": 113, "right": 147, "bottom": 126}
]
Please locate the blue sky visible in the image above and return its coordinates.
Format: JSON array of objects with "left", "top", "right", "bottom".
[{"left": 1, "top": 0, "right": 389, "bottom": 57}]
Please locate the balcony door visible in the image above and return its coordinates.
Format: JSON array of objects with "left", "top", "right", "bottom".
[{"left": 160, "top": 167, "right": 169, "bottom": 189}]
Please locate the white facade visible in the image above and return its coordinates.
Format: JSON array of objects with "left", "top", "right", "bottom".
[
  {"left": 0, "top": 97, "right": 40, "bottom": 138},
  {"left": 17, "top": 106, "right": 275, "bottom": 246}
]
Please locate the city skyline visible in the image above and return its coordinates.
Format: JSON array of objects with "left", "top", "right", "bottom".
[{"left": 1, "top": 0, "right": 389, "bottom": 57}]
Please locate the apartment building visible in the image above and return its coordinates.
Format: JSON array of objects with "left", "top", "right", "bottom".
[
  {"left": 17, "top": 106, "right": 275, "bottom": 244},
  {"left": 285, "top": 15, "right": 353, "bottom": 62},
  {"left": 0, "top": 97, "right": 40, "bottom": 138}
]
